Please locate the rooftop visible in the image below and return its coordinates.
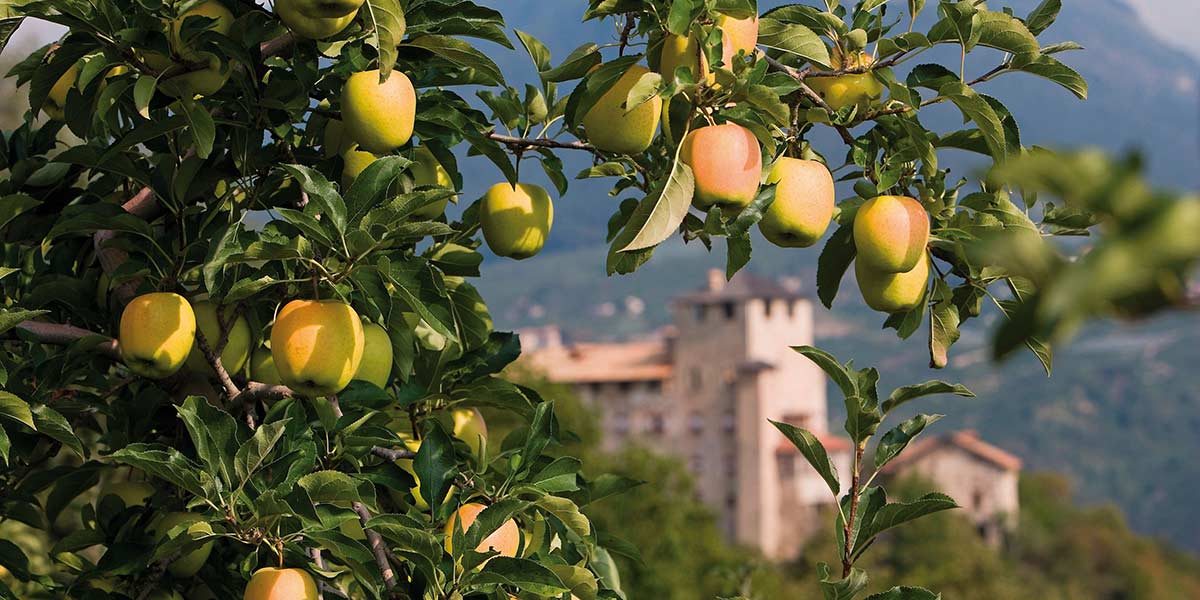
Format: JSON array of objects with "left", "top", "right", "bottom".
[
  {"left": 674, "top": 269, "right": 806, "bottom": 305},
  {"left": 883, "top": 430, "right": 1023, "bottom": 473},
  {"left": 524, "top": 338, "right": 673, "bottom": 383}
]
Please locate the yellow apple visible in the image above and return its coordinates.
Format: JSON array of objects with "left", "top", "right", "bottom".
[
  {"left": 244, "top": 567, "right": 319, "bottom": 600},
  {"left": 270, "top": 300, "right": 364, "bottom": 396},
  {"left": 157, "top": 55, "right": 232, "bottom": 98},
  {"left": 480, "top": 183, "right": 554, "bottom": 260},
  {"left": 681, "top": 123, "right": 762, "bottom": 213},
  {"left": 409, "top": 145, "right": 456, "bottom": 219},
  {"left": 185, "top": 300, "right": 252, "bottom": 376},
  {"left": 582, "top": 64, "right": 662, "bottom": 155},
  {"left": 249, "top": 346, "right": 282, "bottom": 386},
  {"left": 274, "top": 0, "right": 365, "bottom": 40},
  {"left": 150, "top": 512, "right": 214, "bottom": 577},
  {"left": 42, "top": 62, "right": 80, "bottom": 121},
  {"left": 444, "top": 502, "right": 520, "bottom": 560},
  {"left": 352, "top": 322, "right": 393, "bottom": 388},
  {"left": 401, "top": 311, "right": 447, "bottom": 351},
  {"left": 341, "top": 69, "right": 416, "bottom": 153},
  {"left": 853, "top": 195, "right": 929, "bottom": 273},
  {"left": 758, "top": 158, "right": 834, "bottom": 248},
  {"left": 807, "top": 51, "right": 884, "bottom": 112},
  {"left": 168, "top": 0, "right": 234, "bottom": 61},
  {"left": 718, "top": 14, "right": 759, "bottom": 56},
  {"left": 452, "top": 408, "right": 487, "bottom": 459},
  {"left": 657, "top": 30, "right": 735, "bottom": 85},
  {"left": 120, "top": 292, "right": 197, "bottom": 378},
  {"left": 101, "top": 480, "right": 155, "bottom": 507},
  {"left": 322, "top": 118, "right": 351, "bottom": 158},
  {"left": 340, "top": 145, "right": 377, "bottom": 188},
  {"left": 856, "top": 252, "right": 930, "bottom": 313}
]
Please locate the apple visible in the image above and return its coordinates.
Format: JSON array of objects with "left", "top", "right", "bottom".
[
  {"left": 185, "top": 300, "right": 252, "bottom": 376},
  {"left": 120, "top": 292, "right": 197, "bottom": 378},
  {"left": 168, "top": 0, "right": 234, "bottom": 61},
  {"left": 352, "top": 322, "right": 393, "bottom": 388},
  {"left": 853, "top": 195, "right": 929, "bottom": 273},
  {"left": 480, "top": 183, "right": 554, "bottom": 260},
  {"left": 657, "top": 31, "right": 735, "bottom": 85},
  {"left": 341, "top": 69, "right": 416, "bottom": 154},
  {"left": 150, "top": 512, "right": 214, "bottom": 577},
  {"left": 249, "top": 346, "right": 282, "bottom": 386},
  {"left": 807, "top": 50, "right": 884, "bottom": 112},
  {"left": 681, "top": 123, "right": 762, "bottom": 213},
  {"left": 758, "top": 158, "right": 834, "bottom": 248},
  {"left": 856, "top": 252, "right": 930, "bottom": 313},
  {"left": 244, "top": 567, "right": 318, "bottom": 600},
  {"left": 409, "top": 145, "right": 456, "bottom": 219},
  {"left": 102, "top": 480, "right": 155, "bottom": 507},
  {"left": 717, "top": 13, "right": 759, "bottom": 56},
  {"left": 386, "top": 438, "right": 445, "bottom": 510},
  {"left": 322, "top": 118, "right": 351, "bottom": 158},
  {"left": 452, "top": 408, "right": 487, "bottom": 459},
  {"left": 340, "top": 145, "right": 377, "bottom": 188},
  {"left": 444, "top": 502, "right": 520, "bottom": 560},
  {"left": 582, "top": 64, "right": 662, "bottom": 155},
  {"left": 157, "top": 55, "right": 232, "bottom": 99},
  {"left": 270, "top": 300, "right": 365, "bottom": 396},
  {"left": 401, "top": 311, "right": 447, "bottom": 351},
  {"left": 274, "top": 0, "right": 366, "bottom": 40}
]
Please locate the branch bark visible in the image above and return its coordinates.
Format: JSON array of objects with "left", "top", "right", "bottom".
[
  {"left": 485, "top": 132, "right": 594, "bottom": 152},
  {"left": 842, "top": 443, "right": 866, "bottom": 578},
  {"left": 762, "top": 54, "right": 856, "bottom": 145},
  {"left": 12, "top": 321, "right": 120, "bottom": 359}
]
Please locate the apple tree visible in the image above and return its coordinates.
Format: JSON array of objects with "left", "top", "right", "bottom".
[{"left": 1, "top": 0, "right": 1198, "bottom": 599}]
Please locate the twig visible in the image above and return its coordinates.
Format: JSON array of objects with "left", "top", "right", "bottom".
[
  {"left": 762, "top": 54, "right": 856, "bottom": 145},
  {"left": 371, "top": 446, "right": 417, "bottom": 461},
  {"left": 486, "top": 132, "right": 594, "bottom": 151},
  {"left": 11, "top": 321, "right": 120, "bottom": 359},
  {"left": 842, "top": 443, "right": 866, "bottom": 578},
  {"left": 308, "top": 547, "right": 327, "bottom": 600},
  {"left": 618, "top": 16, "right": 636, "bottom": 56},
  {"left": 194, "top": 329, "right": 240, "bottom": 400}
]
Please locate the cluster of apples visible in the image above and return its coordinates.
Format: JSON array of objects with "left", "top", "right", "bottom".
[{"left": 117, "top": 293, "right": 396, "bottom": 396}]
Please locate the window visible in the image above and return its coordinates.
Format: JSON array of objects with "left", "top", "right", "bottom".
[
  {"left": 647, "top": 413, "right": 666, "bottom": 434},
  {"left": 689, "top": 411, "right": 704, "bottom": 434},
  {"left": 725, "top": 493, "right": 737, "bottom": 510},
  {"left": 724, "top": 455, "right": 737, "bottom": 478},
  {"left": 589, "top": 382, "right": 603, "bottom": 395},
  {"left": 779, "top": 454, "right": 796, "bottom": 478},
  {"left": 647, "top": 380, "right": 662, "bottom": 394},
  {"left": 614, "top": 411, "right": 630, "bottom": 435},
  {"left": 763, "top": 299, "right": 773, "bottom": 318},
  {"left": 694, "top": 304, "right": 706, "bottom": 322},
  {"left": 788, "top": 300, "right": 797, "bottom": 317},
  {"left": 690, "top": 367, "right": 703, "bottom": 392},
  {"left": 689, "top": 453, "right": 704, "bottom": 472},
  {"left": 972, "top": 490, "right": 984, "bottom": 511},
  {"left": 783, "top": 413, "right": 810, "bottom": 430},
  {"left": 722, "top": 302, "right": 736, "bottom": 320},
  {"left": 721, "top": 410, "right": 736, "bottom": 433},
  {"left": 618, "top": 381, "right": 633, "bottom": 393}
]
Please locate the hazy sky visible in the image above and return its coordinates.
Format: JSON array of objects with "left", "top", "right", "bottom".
[{"left": 6, "top": 0, "right": 1200, "bottom": 60}]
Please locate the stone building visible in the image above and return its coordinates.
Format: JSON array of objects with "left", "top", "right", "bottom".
[{"left": 524, "top": 269, "right": 1019, "bottom": 559}]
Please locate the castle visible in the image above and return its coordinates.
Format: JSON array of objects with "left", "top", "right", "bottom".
[{"left": 523, "top": 270, "right": 1020, "bottom": 559}]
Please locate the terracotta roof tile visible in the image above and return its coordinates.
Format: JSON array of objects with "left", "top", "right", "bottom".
[
  {"left": 523, "top": 339, "right": 672, "bottom": 383},
  {"left": 883, "top": 430, "right": 1021, "bottom": 472}
]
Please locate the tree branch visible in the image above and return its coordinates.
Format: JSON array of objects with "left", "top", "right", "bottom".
[
  {"left": 11, "top": 321, "right": 120, "bottom": 359},
  {"left": 194, "top": 329, "right": 240, "bottom": 400},
  {"left": 486, "top": 132, "right": 594, "bottom": 152},
  {"left": 371, "top": 446, "right": 417, "bottom": 461},
  {"left": 762, "top": 54, "right": 856, "bottom": 145},
  {"left": 842, "top": 443, "right": 866, "bottom": 578}
]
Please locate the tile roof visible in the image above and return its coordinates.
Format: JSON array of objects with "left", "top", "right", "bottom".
[
  {"left": 883, "top": 430, "right": 1022, "bottom": 472},
  {"left": 524, "top": 339, "right": 672, "bottom": 383},
  {"left": 675, "top": 269, "right": 805, "bottom": 305}
]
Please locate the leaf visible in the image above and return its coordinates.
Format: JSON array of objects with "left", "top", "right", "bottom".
[
  {"left": 177, "top": 97, "right": 215, "bottom": 159},
  {"left": 860, "top": 0, "right": 890, "bottom": 12},
  {"left": 298, "top": 470, "right": 362, "bottom": 504},
  {"left": 818, "top": 563, "right": 869, "bottom": 600},
  {"left": 514, "top": 29, "right": 551, "bottom": 72},
  {"left": 1025, "top": 0, "right": 1061, "bottom": 35},
  {"left": 938, "top": 82, "right": 1006, "bottom": 161},
  {"left": 758, "top": 18, "right": 831, "bottom": 68},
  {"left": 234, "top": 419, "right": 288, "bottom": 486},
  {"left": 928, "top": 279, "right": 960, "bottom": 369},
  {"left": 540, "top": 43, "right": 602, "bottom": 82},
  {"left": 874, "top": 413, "right": 942, "bottom": 469},
  {"left": 0, "top": 392, "right": 35, "bottom": 430},
  {"left": 344, "top": 155, "right": 412, "bottom": 225},
  {"left": 855, "top": 493, "right": 958, "bottom": 553},
  {"left": 936, "top": 10, "right": 1039, "bottom": 66},
  {"left": 771, "top": 421, "right": 840, "bottom": 495},
  {"left": 176, "top": 396, "right": 239, "bottom": 487},
  {"left": 279, "top": 164, "right": 347, "bottom": 236},
  {"left": 816, "top": 223, "right": 855, "bottom": 308},
  {"left": 616, "top": 145, "right": 694, "bottom": 252},
  {"left": 31, "top": 405, "right": 83, "bottom": 457},
  {"left": 1016, "top": 54, "right": 1087, "bottom": 100},
  {"left": 110, "top": 443, "right": 207, "bottom": 498},
  {"left": 624, "top": 71, "right": 664, "bottom": 114},
  {"left": 472, "top": 557, "right": 570, "bottom": 597},
  {"left": 413, "top": 420, "right": 456, "bottom": 510},
  {"left": 865, "top": 587, "right": 942, "bottom": 600},
  {"left": 363, "top": 0, "right": 407, "bottom": 78},
  {"left": 405, "top": 35, "right": 504, "bottom": 86},
  {"left": 536, "top": 494, "right": 591, "bottom": 538},
  {"left": 0, "top": 194, "right": 41, "bottom": 230},
  {"left": 0, "top": 17, "right": 22, "bottom": 55},
  {"left": 725, "top": 233, "right": 752, "bottom": 280},
  {"left": 791, "top": 346, "right": 856, "bottom": 398},
  {"left": 883, "top": 381, "right": 974, "bottom": 413},
  {"left": 46, "top": 203, "right": 155, "bottom": 243}
]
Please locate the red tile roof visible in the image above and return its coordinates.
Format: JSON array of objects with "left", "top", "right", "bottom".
[
  {"left": 523, "top": 339, "right": 672, "bottom": 383},
  {"left": 883, "top": 430, "right": 1022, "bottom": 472}
]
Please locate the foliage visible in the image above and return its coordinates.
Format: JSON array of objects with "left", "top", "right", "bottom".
[{"left": 0, "top": 0, "right": 1195, "bottom": 598}]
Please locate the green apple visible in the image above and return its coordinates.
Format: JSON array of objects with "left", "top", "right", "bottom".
[
  {"left": 409, "top": 145, "right": 456, "bottom": 219},
  {"left": 856, "top": 252, "right": 930, "bottom": 313},
  {"left": 452, "top": 408, "right": 487, "bottom": 459},
  {"left": 150, "top": 512, "right": 214, "bottom": 577},
  {"left": 340, "top": 145, "right": 377, "bottom": 188},
  {"left": 582, "top": 64, "right": 661, "bottom": 155},
  {"left": 758, "top": 158, "right": 835, "bottom": 248},
  {"left": 480, "top": 183, "right": 554, "bottom": 260},
  {"left": 274, "top": 0, "right": 360, "bottom": 40},
  {"left": 352, "top": 322, "right": 393, "bottom": 388},
  {"left": 250, "top": 346, "right": 282, "bottom": 386},
  {"left": 270, "top": 300, "right": 365, "bottom": 396},
  {"left": 185, "top": 300, "right": 252, "bottom": 376}
]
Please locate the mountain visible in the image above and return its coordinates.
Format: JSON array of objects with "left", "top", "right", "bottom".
[{"left": 468, "top": 1, "right": 1200, "bottom": 552}]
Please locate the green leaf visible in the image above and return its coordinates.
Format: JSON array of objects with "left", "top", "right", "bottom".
[
  {"left": 818, "top": 563, "right": 869, "bottom": 600},
  {"left": 344, "top": 155, "right": 412, "bottom": 225},
  {"left": 855, "top": 492, "right": 958, "bottom": 553},
  {"left": 758, "top": 18, "right": 831, "bottom": 68},
  {"left": 176, "top": 396, "right": 239, "bottom": 487},
  {"left": 874, "top": 413, "right": 942, "bottom": 469},
  {"left": 860, "top": 0, "right": 890, "bottom": 12},
  {"left": 771, "top": 421, "right": 840, "bottom": 495},
  {"left": 234, "top": 419, "right": 288, "bottom": 486},
  {"left": 536, "top": 494, "right": 591, "bottom": 538},
  {"left": 816, "top": 222, "right": 856, "bottom": 308},
  {"left": 1025, "top": 0, "right": 1060, "bottom": 35},
  {"left": 616, "top": 145, "right": 694, "bottom": 252},
  {"left": 934, "top": 10, "right": 1039, "bottom": 66},
  {"left": 0, "top": 17, "right": 22, "bottom": 55},
  {"left": 111, "top": 443, "right": 207, "bottom": 498},
  {"left": 792, "top": 345, "right": 856, "bottom": 399},
  {"left": 928, "top": 279, "right": 960, "bottom": 369},
  {"left": 883, "top": 381, "right": 974, "bottom": 413},
  {"left": 515, "top": 29, "right": 551, "bottom": 72},
  {"left": 0, "top": 194, "right": 41, "bottom": 230},
  {"left": 666, "top": 0, "right": 701, "bottom": 35},
  {"left": 31, "top": 405, "right": 83, "bottom": 457},
  {"left": 471, "top": 557, "right": 570, "bottom": 596},
  {"left": 413, "top": 420, "right": 455, "bottom": 510},
  {"left": 0, "top": 393, "right": 34, "bottom": 431},
  {"left": 541, "top": 43, "right": 602, "bottom": 83},
  {"left": 298, "top": 470, "right": 362, "bottom": 504},
  {"left": 364, "top": 0, "right": 407, "bottom": 78},
  {"left": 46, "top": 203, "right": 155, "bottom": 243},
  {"left": 938, "top": 82, "right": 1007, "bottom": 161},
  {"left": 279, "top": 164, "right": 347, "bottom": 236},
  {"left": 1016, "top": 54, "right": 1087, "bottom": 100},
  {"left": 865, "top": 587, "right": 942, "bottom": 600},
  {"left": 405, "top": 35, "right": 504, "bottom": 86},
  {"left": 177, "top": 97, "right": 215, "bottom": 159}
]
